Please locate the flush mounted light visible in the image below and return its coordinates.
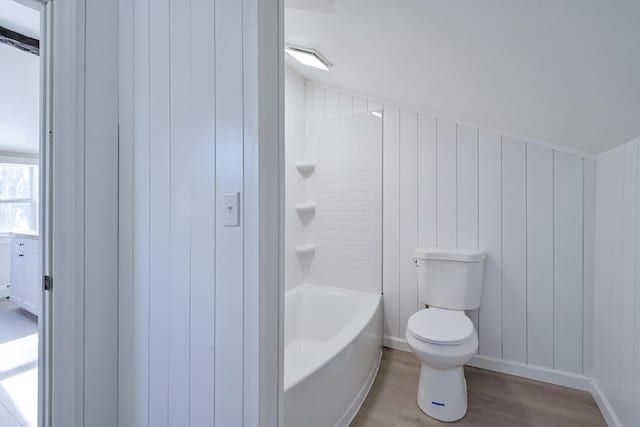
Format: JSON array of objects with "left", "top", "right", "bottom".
[
  {"left": 371, "top": 111, "right": 382, "bottom": 118},
  {"left": 285, "top": 45, "right": 332, "bottom": 71}
]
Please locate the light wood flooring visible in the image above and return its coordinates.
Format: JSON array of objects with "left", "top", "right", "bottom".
[{"left": 351, "top": 348, "right": 606, "bottom": 427}]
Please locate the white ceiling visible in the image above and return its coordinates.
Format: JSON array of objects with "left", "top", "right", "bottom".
[
  {"left": 285, "top": 0, "right": 640, "bottom": 153},
  {"left": 0, "top": 0, "right": 39, "bottom": 39}
]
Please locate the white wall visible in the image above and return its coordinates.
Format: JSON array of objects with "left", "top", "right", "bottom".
[
  {"left": 593, "top": 137, "right": 640, "bottom": 427},
  {"left": 285, "top": 67, "right": 306, "bottom": 122},
  {"left": 0, "top": 43, "right": 39, "bottom": 154},
  {"left": 0, "top": 24, "right": 40, "bottom": 299},
  {"left": 118, "top": 0, "right": 278, "bottom": 425},
  {"left": 299, "top": 81, "right": 596, "bottom": 387},
  {"left": 284, "top": 67, "right": 307, "bottom": 291},
  {"left": 309, "top": 110, "right": 382, "bottom": 293},
  {"left": 0, "top": 43, "right": 39, "bottom": 289},
  {"left": 285, "top": 68, "right": 383, "bottom": 294},
  {"left": 50, "top": 0, "right": 120, "bottom": 424}
]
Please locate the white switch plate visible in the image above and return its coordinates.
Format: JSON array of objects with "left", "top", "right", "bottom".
[{"left": 224, "top": 192, "right": 240, "bottom": 227}]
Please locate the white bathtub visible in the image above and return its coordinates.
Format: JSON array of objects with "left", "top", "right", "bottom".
[{"left": 284, "top": 284, "right": 382, "bottom": 427}]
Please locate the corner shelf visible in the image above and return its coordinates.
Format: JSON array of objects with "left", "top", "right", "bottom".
[
  {"left": 295, "top": 162, "right": 316, "bottom": 174},
  {"left": 295, "top": 203, "right": 316, "bottom": 214},
  {"left": 295, "top": 244, "right": 316, "bottom": 255}
]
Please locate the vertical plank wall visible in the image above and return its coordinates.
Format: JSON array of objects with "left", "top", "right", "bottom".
[
  {"left": 594, "top": 138, "right": 640, "bottom": 427},
  {"left": 300, "top": 78, "right": 596, "bottom": 381},
  {"left": 119, "top": 0, "right": 247, "bottom": 425}
]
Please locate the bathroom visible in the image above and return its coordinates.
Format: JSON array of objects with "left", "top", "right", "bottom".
[
  {"left": 4, "top": 0, "right": 638, "bottom": 424},
  {"left": 282, "top": 1, "right": 637, "bottom": 425}
]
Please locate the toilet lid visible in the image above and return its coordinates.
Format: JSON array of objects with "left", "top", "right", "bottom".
[{"left": 407, "top": 308, "right": 474, "bottom": 345}]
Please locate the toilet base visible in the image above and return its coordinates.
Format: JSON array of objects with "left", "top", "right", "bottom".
[{"left": 416, "top": 362, "right": 468, "bottom": 422}]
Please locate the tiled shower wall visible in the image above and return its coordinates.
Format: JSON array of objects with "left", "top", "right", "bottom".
[
  {"left": 285, "top": 67, "right": 383, "bottom": 294},
  {"left": 309, "top": 111, "right": 382, "bottom": 293},
  {"left": 284, "top": 67, "right": 309, "bottom": 290}
]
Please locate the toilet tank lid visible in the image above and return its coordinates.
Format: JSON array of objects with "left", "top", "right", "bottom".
[{"left": 415, "top": 247, "right": 485, "bottom": 262}]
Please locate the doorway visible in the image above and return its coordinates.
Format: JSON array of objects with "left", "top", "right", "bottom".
[{"left": 0, "top": 0, "right": 51, "bottom": 425}]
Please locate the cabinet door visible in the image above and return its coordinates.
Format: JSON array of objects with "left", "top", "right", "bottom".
[
  {"left": 10, "top": 253, "right": 27, "bottom": 305},
  {"left": 22, "top": 258, "right": 39, "bottom": 316},
  {"left": 10, "top": 238, "right": 40, "bottom": 317}
]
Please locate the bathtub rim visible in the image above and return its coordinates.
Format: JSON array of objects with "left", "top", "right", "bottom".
[{"left": 283, "top": 283, "right": 382, "bottom": 392}]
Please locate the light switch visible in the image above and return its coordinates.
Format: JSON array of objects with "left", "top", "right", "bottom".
[{"left": 224, "top": 192, "right": 240, "bottom": 227}]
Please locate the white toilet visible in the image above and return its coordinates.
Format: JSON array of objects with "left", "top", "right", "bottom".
[{"left": 405, "top": 247, "right": 486, "bottom": 422}]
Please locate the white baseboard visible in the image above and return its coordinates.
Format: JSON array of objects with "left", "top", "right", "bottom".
[
  {"left": 590, "top": 379, "right": 622, "bottom": 427},
  {"left": 383, "top": 336, "right": 410, "bottom": 352},
  {"left": 383, "top": 336, "right": 590, "bottom": 391},
  {"left": 467, "top": 355, "right": 591, "bottom": 391}
]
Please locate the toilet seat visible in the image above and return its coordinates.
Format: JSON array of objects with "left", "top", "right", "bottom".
[{"left": 407, "top": 308, "right": 474, "bottom": 346}]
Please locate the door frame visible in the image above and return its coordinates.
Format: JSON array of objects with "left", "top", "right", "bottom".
[
  {"left": 241, "top": 0, "right": 285, "bottom": 424},
  {"left": 36, "top": 1, "right": 52, "bottom": 426},
  {"left": 10, "top": 0, "right": 55, "bottom": 425},
  {"left": 8, "top": 0, "right": 60, "bottom": 425},
  {"left": 46, "top": 0, "right": 119, "bottom": 425}
]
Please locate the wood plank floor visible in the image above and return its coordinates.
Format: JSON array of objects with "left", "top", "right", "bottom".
[{"left": 351, "top": 348, "right": 606, "bottom": 427}]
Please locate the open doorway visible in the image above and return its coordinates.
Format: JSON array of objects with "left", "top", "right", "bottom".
[{"left": 0, "top": 0, "right": 49, "bottom": 425}]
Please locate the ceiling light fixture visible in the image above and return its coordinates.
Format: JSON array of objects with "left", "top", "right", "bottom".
[{"left": 285, "top": 45, "right": 332, "bottom": 71}]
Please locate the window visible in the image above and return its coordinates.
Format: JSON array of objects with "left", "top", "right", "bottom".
[{"left": 0, "top": 163, "right": 38, "bottom": 234}]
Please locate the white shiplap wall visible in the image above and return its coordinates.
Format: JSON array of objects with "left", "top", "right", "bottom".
[
  {"left": 593, "top": 137, "right": 640, "bottom": 427},
  {"left": 299, "top": 80, "right": 596, "bottom": 385},
  {"left": 118, "top": 0, "right": 250, "bottom": 425}
]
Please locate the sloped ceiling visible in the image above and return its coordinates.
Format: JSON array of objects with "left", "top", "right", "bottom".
[
  {"left": 0, "top": 0, "right": 39, "bottom": 39},
  {"left": 285, "top": 0, "right": 640, "bottom": 153}
]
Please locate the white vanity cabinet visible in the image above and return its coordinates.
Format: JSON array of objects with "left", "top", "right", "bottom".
[{"left": 10, "top": 233, "right": 40, "bottom": 317}]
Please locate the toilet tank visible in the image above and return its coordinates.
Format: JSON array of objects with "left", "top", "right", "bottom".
[{"left": 415, "top": 247, "right": 486, "bottom": 310}]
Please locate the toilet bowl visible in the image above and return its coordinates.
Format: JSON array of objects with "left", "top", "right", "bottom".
[
  {"left": 408, "top": 247, "right": 485, "bottom": 422},
  {"left": 405, "top": 307, "right": 478, "bottom": 422}
]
